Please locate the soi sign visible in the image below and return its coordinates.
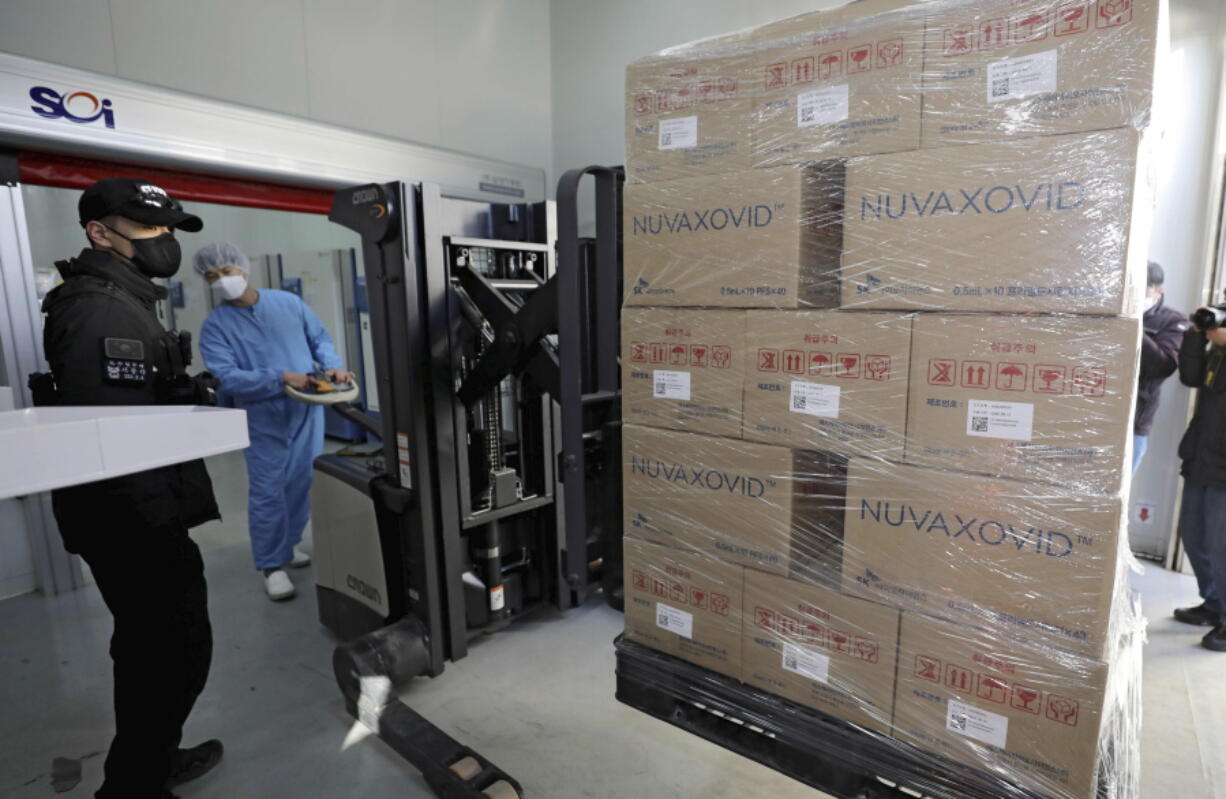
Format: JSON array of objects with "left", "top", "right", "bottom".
[{"left": 29, "top": 87, "right": 116, "bottom": 129}]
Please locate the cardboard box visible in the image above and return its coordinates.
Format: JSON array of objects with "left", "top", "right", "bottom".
[
  {"left": 623, "top": 164, "right": 843, "bottom": 309},
  {"left": 742, "top": 311, "right": 912, "bottom": 458},
  {"left": 623, "top": 424, "right": 848, "bottom": 580},
  {"left": 905, "top": 314, "right": 1139, "bottom": 494},
  {"left": 840, "top": 128, "right": 1151, "bottom": 314},
  {"left": 842, "top": 459, "right": 1126, "bottom": 659},
  {"left": 621, "top": 308, "right": 746, "bottom": 438},
  {"left": 623, "top": 536, "right": 744, "bottom": 679},
  {"left": 625, "top": 33, "right": 754, "bottom": 184},
  {"left": 893, "top": 611, "right": 1110, "bottom": 799},
  {"left": 749, "top": 0, "right": 925, "bottom": 168},
  {"left": 743, "top": 569, "right": 900, "bottom": 734},
  {"left": 920, "top": 0, "right": 1165, "bottom": 147}
]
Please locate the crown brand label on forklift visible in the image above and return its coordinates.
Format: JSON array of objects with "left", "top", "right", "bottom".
[{"left": 397, "top": 432, "right": 412, "bottom": 488}]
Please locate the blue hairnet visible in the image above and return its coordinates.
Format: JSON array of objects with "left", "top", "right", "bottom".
[{"left": 193, "top": 241, "right": 250, "bottom": 276}]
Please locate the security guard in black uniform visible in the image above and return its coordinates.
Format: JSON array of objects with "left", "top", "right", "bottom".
[{"left": 32, "top": 178, "right": 225, "bottom": 798}]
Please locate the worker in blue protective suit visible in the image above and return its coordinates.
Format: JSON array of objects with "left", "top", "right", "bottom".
[{"left": 195, "top": 242, "right": 355, "bottom": 601}]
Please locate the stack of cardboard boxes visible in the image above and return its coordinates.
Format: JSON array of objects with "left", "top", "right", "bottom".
[{"left": 620, "top": 1, "right": 1163, "bottom": 798}]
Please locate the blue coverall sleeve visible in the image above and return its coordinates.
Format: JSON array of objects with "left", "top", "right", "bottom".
[
  {"left": 200, "top": 316, "right": 284, "bottom": 402},
  {"left": 301, "top": 299, "right": 343, "bottom": 370}
]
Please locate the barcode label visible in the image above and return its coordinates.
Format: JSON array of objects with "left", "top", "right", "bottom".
[
  {"left": 946, "top": 700, "right": 1009, "bottom": 748},
  {"left": 986, "top": 50, "right": 1057, "bottom": 103},
  {"left": 653, "top": 370, "right": 691, "bottom": 400},
  {"left": 790, "top": 381, "right": 840, "bottom": 418},
  {"left": 966, "top": 399, "right": 1034, "bottom": 441},
  {"left": 656, "top": 603, "right": 694, "bottom": 639},
  {"left": 658, "top": 116, "right": 698, "bottom": 150},
  {"left": 797, "top": 84, "right": 849, "bottom": 128},
  {"left": 782, "top": 642, "right": 830, "bottom": 683}
]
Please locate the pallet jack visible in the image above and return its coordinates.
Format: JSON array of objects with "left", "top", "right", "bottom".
[{"left": 311, "top": 167, "right": 624, "bottom": 798}]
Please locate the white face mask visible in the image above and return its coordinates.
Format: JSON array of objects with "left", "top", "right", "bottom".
[
  {"left": 1144, "top": 293, "right": 1159, "bottom": 312},
  {"left": 211, "top": 274, "right": 248, "bottom": 302}
]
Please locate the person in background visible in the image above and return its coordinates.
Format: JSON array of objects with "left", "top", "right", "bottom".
[
  {"left": 1174, "top": 291, "right": 1226, "bottom": 651},
  {"left": 37, "top": 178, "right": 223, "bottom": 797},
  {"left": 1134, "top": 261, "right": 1189, "bottom": 473},
  {"left": 195, "top": 242, "right": 355, "bottom": 601}
]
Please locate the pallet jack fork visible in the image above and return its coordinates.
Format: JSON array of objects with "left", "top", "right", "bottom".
[{"left": 324, "top": 167, "right": 624, "bottom": 798}]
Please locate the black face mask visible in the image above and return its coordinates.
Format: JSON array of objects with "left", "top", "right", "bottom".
[{"left": 105, "top": 226, "right": 182, "bottom": 278}]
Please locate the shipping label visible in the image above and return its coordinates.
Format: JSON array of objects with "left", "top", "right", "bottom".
[
  {"left": 655, "top": 602, "right": 694, "bottom": 638},
  {"left": 946, "top": 700, "right": 1009, "bottom": 748},
  {"left": 790, "top": 381, "right": 841, "bottom": 419},
  {"left": 658, "top": 116, "right": 698, "bottom": 149},
  {"left": 652, "top": 370, "right": 691, "bottom": 400},
  {"left": 966, "top": 399, "right": 1034, "bottom": 441},
  {"left": 797, "top": 84, "right": 849, "bottom": 127},
  {"left": 782, "top": 642, "right": 831, "bottom": 683},
  {"left": 987, "top": 49, "right": 1058, "bottom": 103}
]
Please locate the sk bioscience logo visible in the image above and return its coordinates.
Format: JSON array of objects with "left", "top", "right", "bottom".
[{"left": 29, "top": 86, "right": 116, "bottom": 129}]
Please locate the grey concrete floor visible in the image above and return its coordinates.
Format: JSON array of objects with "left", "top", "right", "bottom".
[{"left": 0, "top": 450, "right": 1221, "bottom": 798}]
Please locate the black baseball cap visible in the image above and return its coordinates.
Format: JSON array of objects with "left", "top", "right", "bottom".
[
  {"left": 78, "top": 177, "right": 203, "bottom": 232},
  {"left": 1147, "top": 261, "right": 1164, "bottom": 287}
]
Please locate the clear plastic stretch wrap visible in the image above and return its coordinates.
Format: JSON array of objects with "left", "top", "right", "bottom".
[{"left": 620, "top": 2, "right": 1162, "bottom": 798}]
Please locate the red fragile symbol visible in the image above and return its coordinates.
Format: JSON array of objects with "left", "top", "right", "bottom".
[
  {"left": 669, "top": 581, "right": 686, "bottom": 602},
  {"left": 689, "top": 586, "right": 708, "bottom": 610},
  {"left": 928, "top": 358, "right": 956, "bottom": 386},
  {"left": 792, "top": 56, "right": 815, "bottom": 85},
  {"left": 962, "top": 360, "right": 990, "bottom": 389},
  {"left": 690, "top": 344, "right": 709, "bottom": 368},
  {"left": 669, "top": 344, "right": 688, "bottom": 366},
  {"left": 836, "top": 353, "right": 861, "bottom": 379},
  {"left": 630, "top": 342, "right": 647, "bottom": 363},
  {"left": 650, "top": 343, "right": 667, "bottom": 364},
  {"left": 1097, "top": 0, "right": 1133, "bottom": 28},
  {"left": 818, "top": 51, "right": 843, "bottom": 80},
  {"left": 854, "top": 637, "right": 879, "bottom": 664},
  {"left": 864, "top": 355, "right": 891, "bottom": 381},
  {"left": 809, "top": 351, "right": 832, "bottom": 375},
  {"left": 996, "top": 362, "right": 1028, "bottom": 392},
  {"left": 1012, "top": 12, "right": 1050, "bottom": 42},
  {"left": 877, "top": 38, "right": 903, "bottom": 68},
  {"left": 711, "top": 345, "right": 732, "bottom": 369},
  {"left": 758, "top": 349, "right": 780, "bottom": 372},
  {"left": 710, "top": 593, "right": 731, "bottom": 617},
  {"left": 847, "top": 44, "right": 872, "bottom": 73},
  {"left": 944, "top": 24, "right": 976, "bottom": 56},
  {"left": 915, "top": 655, "right": 942, "bottom": 683},
  {"left": 977, "top": 674, "right": 1009, "bottom": 705},
  {"left": 634, "top": 94, "right": 653, "bottom": 116},
  {"left": 1056, "top": 3, "right": 1090, "bottom": 36},
  {"left": 631, "top": 570, "right": 647, "bottom": 590},
  {"left": 766, "top": 62, "right": 788, "bottom": 88},
  {"left": 1034, "top": 364, "right": 1067, "bottom": 394},
  {"left": 783, "top": 350, "right": 805, "bottom": 375},
  {"left": 1046, "top": 694, "right": 1080, "bottom": 727},
  {"left": 829, "top": 629, "right": 851, "bottom": 654},
  {"left": 945, "top": 664, "right": 974, "bottom": 693},
  {"left": 980, "top": 17, "right": 1007, "bottom": 48},
  {"left": 1073, "top": 366, "right": 1107, "bottom": 397},
  {"left": 1011, "top": 683, "right": 1042, "bottom": 714},
  {"left": 717, "top": 77, "right": 737, "bottom": 97}
]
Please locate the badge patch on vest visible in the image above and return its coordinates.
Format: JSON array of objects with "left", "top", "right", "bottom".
[{"left": 102, "top": 337, "right": 147, "bottom": 385}]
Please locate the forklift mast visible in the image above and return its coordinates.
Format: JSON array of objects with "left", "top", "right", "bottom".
[{"left": 323, "top": 168, "right": 624, "bottom": 798}]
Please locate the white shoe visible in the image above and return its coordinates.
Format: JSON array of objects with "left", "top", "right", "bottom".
[
  {"left": 288, "top": 547, "right": 311, "bottom": 568},
  {"left": 264, "top": 569, "right": 295, "bottom": 601}
]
